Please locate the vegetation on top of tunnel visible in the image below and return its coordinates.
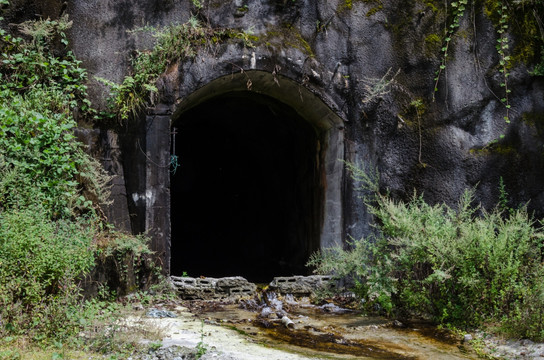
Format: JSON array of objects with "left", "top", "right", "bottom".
[
  {"left": 309, "top": 163, "right": 544, "bottom": 341},
  {"left": 102, "top": 0, "right": 544, "bottom": 164},
  {"left": 0, "top": 2, "right": 156, "bottom": 352},
  {"left": 98, "top": 15, "right": 257, "bottom": 122}
]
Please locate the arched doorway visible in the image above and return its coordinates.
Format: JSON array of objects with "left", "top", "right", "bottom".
[
  {"left": 170, "top": 92, "right": 323, "bottom": 282},
  {"left": 133, "top": 71, "right": 344, "bottom": 280}
]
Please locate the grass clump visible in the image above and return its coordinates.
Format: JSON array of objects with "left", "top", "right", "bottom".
[{"left": 309, "top": 163, "right": 544, "bottom": 340}]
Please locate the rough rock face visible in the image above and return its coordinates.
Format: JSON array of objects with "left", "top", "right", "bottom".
[{"left": 28, "top": 1, "right": 544, "bottom": 274}]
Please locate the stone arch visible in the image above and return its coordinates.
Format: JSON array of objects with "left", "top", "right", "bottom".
[{"left": 140, "top": 70, "right": 344, "bottom": 281}]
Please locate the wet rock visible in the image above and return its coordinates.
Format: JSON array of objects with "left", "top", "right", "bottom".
[
  {"left": 147, "top": 308, "right": 177, "bottom": 318},
  {"left": 392, "top": 320, "right": 405, "bottom": 328},
  {"left": 259, "top": 306, "right": 274, "bottom": 318},
  {"left": 319, "top": 303, "right": 350, "bottom": 314},
  {"left": 239, "top": 298, "right": 259, "bottom": 311},
  {"left": 265, "top": 292, "right": 287, "bottom": 318}
]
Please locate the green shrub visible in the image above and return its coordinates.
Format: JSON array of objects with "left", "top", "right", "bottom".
[
  {"left": 310, "top": 164, "right": 544, "bottom": 339},
  {"left": 0, "top": 208, "right": 96, "bottom": 341},
  {"left": 0, "top": 95, "right": 88, "bottom": 217},
  {"left": 0, "top": 13, "right": 107, "bottom": 218},
  {"left": 0, "top": 15, "right": 91, "bottom": 113},
  {"left": 501, "top": 266, "right": 544, "bottom": 340},
  {"left": 0, "top": 10, "right": 151, "bottom": 349}
]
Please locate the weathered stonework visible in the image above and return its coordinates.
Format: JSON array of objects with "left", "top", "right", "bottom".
[
  {"left": 170, "top": 275, "right": 335, "bottom": 300},
  {"left": 18, "top": 0, "right": 542, "bottom": 278},
  {"left": 269, "top": 275, "right": 336, "bottom": 296},
  {"left": 171, "top": 276, "right": 257, "bottom": 299}
]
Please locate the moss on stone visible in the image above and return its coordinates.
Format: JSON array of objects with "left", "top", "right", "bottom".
[
  {"left": 236, "top": 5, "right": 249, "bottom": 13},
  {"left": 227, "top": 29, "right": 259, "bottom": 48},
  {"left": 262, "top": 24, "right": 314, "bottom": 57},
  {"left": 522, "top": 111, "right": 544, "bottom": 137},
  {"left": 366, "top": 4, "right": 383, "bottom": 17},
  {"left": 471, "top": 141, "right": 517, "bottom": 156},
  {"left": 337, "top": 0, "right": 355, "bottom": 14},
  {"left": 337, "top": 0, "right": 383, "bottom": 15},
  {"left": 483, "top": 0, "right": 544, "bottom": 69},
  {"left": 361, "top": 0, "right": 383, "bottom": 17},
  {"left": 425, "top": 33, "right": 442, "bottom": 55},
  {"left": 423, "top": 1, "right": 440, "bottom": 13}
]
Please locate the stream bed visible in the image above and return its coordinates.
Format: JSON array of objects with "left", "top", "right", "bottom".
[{"left": 146, "top": 293, "right": 478, "bottom": 360}]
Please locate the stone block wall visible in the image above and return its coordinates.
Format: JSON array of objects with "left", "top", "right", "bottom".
[
  {"left": 171, "top": 276, "right": 257, "bottom": 300},
  {"left": 171, "top": 275, "right": 337, "bottom": 300}
]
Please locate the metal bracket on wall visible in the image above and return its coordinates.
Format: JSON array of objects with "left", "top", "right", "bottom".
[{"left": 170, "top": 127, "right": 179, "bottom": 174}]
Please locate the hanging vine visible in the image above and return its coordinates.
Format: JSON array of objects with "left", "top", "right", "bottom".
[
  {"left": 432, "top": 0, "right": 469, "bottom": 102},
  {"left": 496, "top": 1, "right": 511, "bottom": 127}
]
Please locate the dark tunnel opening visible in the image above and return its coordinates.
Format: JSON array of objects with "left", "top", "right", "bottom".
[{"left": 170, "top": 92, "right": 324, "bottom": 283}]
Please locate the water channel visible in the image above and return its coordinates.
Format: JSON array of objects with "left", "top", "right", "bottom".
[{"left": 172, "top": 293, "right": 477, "bottom": 359}]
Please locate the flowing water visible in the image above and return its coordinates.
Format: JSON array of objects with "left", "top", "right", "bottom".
[{"left": 179, "top": 293, "right": 477, "bottom": 359}]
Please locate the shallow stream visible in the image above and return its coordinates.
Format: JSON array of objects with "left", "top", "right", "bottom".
[{"left": 178, "top": 294, "right": 476, "bottom": 359}]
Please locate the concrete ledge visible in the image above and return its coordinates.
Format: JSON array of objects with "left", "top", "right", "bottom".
[
  {"left": 269, "top": 275, "right": 335, "bottom": 296},
  {"left": 171, "top": 275, "right": 336, "bottom": 299},
  {"left": 171, "top": 276, "right": 256, "bottom": 300}
]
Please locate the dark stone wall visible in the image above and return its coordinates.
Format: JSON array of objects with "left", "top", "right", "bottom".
[{"left": 13, "top": 0, "right": 544, "bottom": 273}]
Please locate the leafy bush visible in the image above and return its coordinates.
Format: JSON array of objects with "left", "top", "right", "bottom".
[
  {"left": 0, "top": 14, "right": 91, "bottom": 113},
  {"left": 0, "top": 7, "right": 151, "bottom": 350},
  {"left": 0, "top": 12, "right": 107, "bottom": 218},
  {"left": 502, "top": 265, "right": 544, "bottom": 340},
  {"left": 309, "top": 164, "right": 544, "bottom": 339},
  {"left": 0, "top": 95, "right": 89, "bottom": 217},
  {"left": 0, "top": 208, "right": 96, "bottom": 341}
]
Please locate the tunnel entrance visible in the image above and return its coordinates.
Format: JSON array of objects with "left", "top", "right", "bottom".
[{"left": 170, "top": 92, "right": 324, "bottom": 283}]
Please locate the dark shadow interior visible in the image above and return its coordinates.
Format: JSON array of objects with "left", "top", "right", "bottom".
[{"left": 170, "top": 92, "right": 324, "bottom": 283}]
